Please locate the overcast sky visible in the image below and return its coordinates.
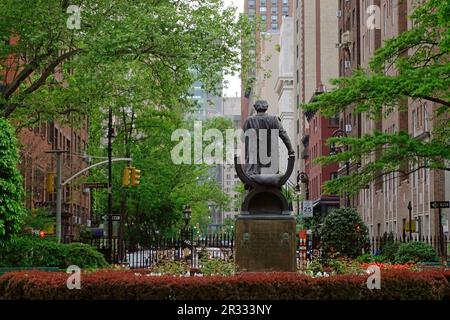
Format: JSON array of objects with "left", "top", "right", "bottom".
[{"left": 222, "top": 0, "right": 243, "bottom": 98}]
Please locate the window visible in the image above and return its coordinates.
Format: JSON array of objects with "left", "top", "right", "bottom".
[
  {"left": 383, "top": 4, "right": 387, "bottom": 36},
  {"left": 362, "top": 35, "right": 365, "bottom": 61},
  {"left": 296, "top": 44, "right": 298, "bottom": 58},
  {"left": 282, "top": 0, "right": 288, "bottom": 4},
  {"left": 331, "top": 172, "right": 339, "bottom": 180},
  {"left": 261, "top": 0, "right": 267, "bottom": 6},
  {"left": 271, "top": 15, "right": 277, "bottom": 22},
  {"left": 329, "top": 116, "right": 339, "bottom": 126},
  {"left": 391, "top": 0, "right": 395, "bottom": 25},
  {"left": 423, "top": 102, "right": 429, "bottom": 131},
  {"left": 271, "top": 7, "right": 278, "bottom": 14},
  {"left": 282, "top": 6, "right": 289, "bottom": 15},
  {"left": 248, "top": 0, "right": 256, "bottom": 8},
  {"left": 260, "top": 7, "right": 267, "bottom": 13},
  {"left": 40, "top": 122, "right": 46, "bottom": 138},
  {"left": 248, "top": 8, "right": 255, "bottom": 15},
  {"left": 271, "top": 23, "right": 278, "bottom": 30},
  {"left": 271, "top": 0, "right": 278, "bottom": 5}
]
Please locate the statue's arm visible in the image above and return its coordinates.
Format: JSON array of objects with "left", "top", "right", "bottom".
[{"left": 277, "top": 117, "right": 295, "bottom": 156}]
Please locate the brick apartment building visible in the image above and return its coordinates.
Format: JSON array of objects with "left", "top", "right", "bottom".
[
  {"left": 293, "top": 0, "right": 341, "bottom": 215},
  {"left": 1, "top": 36, "right": 91, "bottom": 241},
  {"left": 336, "top": 0, "right": 449, "bottom": 238}
]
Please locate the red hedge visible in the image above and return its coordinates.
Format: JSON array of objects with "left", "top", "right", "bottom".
[{"left": 0, "top": 269, "right": 448, "bottom": 300}]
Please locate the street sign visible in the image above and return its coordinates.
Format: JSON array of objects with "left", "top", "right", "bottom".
[
  {"left": 430, "top": 201, "right": 450, "bottom": 209},
  {"left": 302, "top": 200, "right": 314, "bottom": 218},
  {"left": 83, "top": 182, "right": 108, "bottom": 189},
  {"left": 102, "top": 215, "right": 121, "bottom": 221}
]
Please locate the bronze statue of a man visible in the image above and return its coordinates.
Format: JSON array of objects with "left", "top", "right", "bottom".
[{"left": 243, "top": 100, "right": 295, "bottom": 179}]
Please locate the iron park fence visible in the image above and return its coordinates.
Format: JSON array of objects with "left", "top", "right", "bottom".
[{"left": 83, "top": 233, "right": 235, "bottom": 269}]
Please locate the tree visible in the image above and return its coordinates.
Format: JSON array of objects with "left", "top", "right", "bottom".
[
  {"left": 0, "top": 0, "right": 247, "bottom": 125},
  {"left": 21, "top": 208, "right": 55, "bottom": 234},
  {"left": 0, "top": 0, "right": 250, "bottom": 240},
  {"left": 304, "top": 0, "right": 450, "bottom": 194},
  {"left": 87, "top": 101, "right": 232, "bottom": 240},
  {"left": 319, "top": 207, "right": 369, "bottom": 258},
  {"left": 0, "top": 118, "right": 25, "bottom": 240}
]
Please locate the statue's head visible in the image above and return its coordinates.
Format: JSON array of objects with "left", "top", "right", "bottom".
[{"left": 254, "top": 100, "right": 269, "bottom": 113}]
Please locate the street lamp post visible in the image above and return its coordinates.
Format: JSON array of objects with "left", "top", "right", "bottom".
[
  {"left": 407, "top": 201, "right": 412, "bottom": 240},
  {"left": 331, "top": 129, "right": 350, "bottom": 207},
  {"left": 296, "top": 171, "right": 309, "bottom": 215},
  {"left": 183, "top": 206, "right": 192, "bottom": 228},
  {"left": 107, "top": 105, "right": 114, "bottom": 263},
  {"left": 182, "top": 206, "right": 192, "bottom": 264}
]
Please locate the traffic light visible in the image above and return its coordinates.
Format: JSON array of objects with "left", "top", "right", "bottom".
[
  {"left": 131, "top": 168, "right": 141, "bottom": 186},
  {"left": 46, "top": 172, "right": 55, "bottom": 193},
  {"left": 122, "top": 167, "right": 132, "bottom": 187}
]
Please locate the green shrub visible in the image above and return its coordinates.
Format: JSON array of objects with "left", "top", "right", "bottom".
[
  {"left": 379, "top": 233, "right": 401, "bottom": 262},
  {"left": 306, "top": 258, "right": 323, "bottom": 275},
  {"left": 355, "top": 253, "right": 373, "bottom": 263},
  {"left": 63, "top": 243, "right": 109, "bottom": 269},
  {"left": 0, "top": 119, "right": 26, "bottom": 240},
  {"left": 151, "top": 260, "right": 189, "bottom": 275},
  {"left": 0, "top": 236, "right": 108, "bottom": 269},
  {"left": 319, "top": 207, "right": 370, "bottom": 258},
  {"left": 200, "top": 257, "right": 234, "bottom": 276},
  {"left": 355, "top": 253, "right": 386, "bottom": 263},
  {"left": 394, "top": 241, "right": 439, "bottom": 264}
]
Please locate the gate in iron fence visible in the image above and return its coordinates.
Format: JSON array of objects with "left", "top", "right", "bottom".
[{"left": 85, "top": 233, "right": 235, "bottom": 269}]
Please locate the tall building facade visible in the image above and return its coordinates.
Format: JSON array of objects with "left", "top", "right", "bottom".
[
  {"left": 241, "top": 0, "right": 293, "bottom": 125},
  {"left": 293, "top": 0, "right": 341, "bottom": 215},
  {"left": 337, "top": 0, "right": 362, "bottom": 211},
  {"left": 221, "top": 97, "right": 242, "bottom": 220},
  {"left": 336, "top": 0, "right": 449, "bottom": 239}
]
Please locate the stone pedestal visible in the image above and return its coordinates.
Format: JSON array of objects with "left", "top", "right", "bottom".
[{"left": 235, "top": 215, "right": 297, "bottom": 272}]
